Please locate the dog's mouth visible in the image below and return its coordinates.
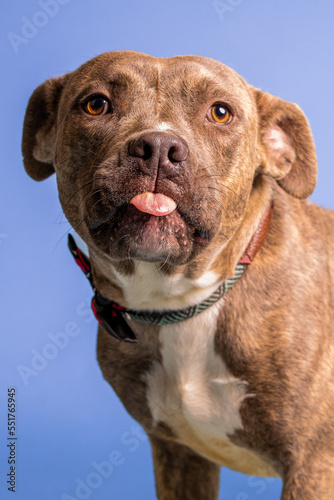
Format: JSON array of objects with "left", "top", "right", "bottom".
[{"left": 87, "top": 192, "right": 213, "bottom": 264}]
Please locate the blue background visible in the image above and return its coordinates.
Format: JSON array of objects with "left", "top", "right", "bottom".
[{"left": 1, "top": 1, "right": 334, "bottom": 499}]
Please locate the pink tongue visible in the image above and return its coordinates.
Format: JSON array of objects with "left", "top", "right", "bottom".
[{"left": 130, "top": 192, "right": 177, "bottom": 216}]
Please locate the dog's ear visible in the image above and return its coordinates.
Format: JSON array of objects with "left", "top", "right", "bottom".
[
  {"left": 253, "top": 88, "right": 317, "bottom": 199},
  {"left": 22, "top": 75, "right": 68, "bottom": 181}
]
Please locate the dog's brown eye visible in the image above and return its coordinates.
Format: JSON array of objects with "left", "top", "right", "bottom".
[
  {"left": 209, "top": 104, "right": 232, "bottom": 124},
  {"left": 84, "top": 96, "right": 110, "bottom": 116}
]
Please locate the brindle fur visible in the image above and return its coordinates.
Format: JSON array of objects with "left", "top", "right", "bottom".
[{"left": 22, "top": 51, "right": 334, "bottom": 499}]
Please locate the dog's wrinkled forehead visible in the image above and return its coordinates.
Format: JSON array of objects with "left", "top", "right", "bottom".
[
  {"left": 22, "top": 50, "right": 318, "bottom": 201},
  {"left": 60, "top": 51, "right": 254, "bottom": 119}
]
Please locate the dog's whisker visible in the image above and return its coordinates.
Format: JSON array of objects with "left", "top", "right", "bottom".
[
  {"left": 53, "top": 227, "right": 73, "bottom": 253},
  {"left": 78, "top": 188, "right": 105, "bottom": 213},
  {"left": 215, "top": 181, "right": 242, "bottom": 197},
  {"left": 197, "top": 178, "right": 242, "bottom": 203},
  {"left": 131, "top": 259, "right": 141, "bottom": 292},
  {"left": 65, "top": 175, "right": 109, "bottom": 206},
  {"left": 197, "top": 172, "right": 230, "bottom": 180},
  {"left": 53, "top": 210, "right": 68, "bottom": 226},
  {"left": 65, "top": 178, "right": 95, "bottom": 205},
  {"left": 84, "top": 192, "right": 105, "bottom": 216},
  {"left": 197, "top": 187, "right": 230, "bottom": 217},
  {"left": 157, "top": 253, "right": 173, "bottom": 277},
  {"left": 211, "top": 186, "right": 240, "bottom": 209}
]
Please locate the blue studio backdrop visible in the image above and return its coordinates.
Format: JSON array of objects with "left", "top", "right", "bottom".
[{"left": 1, "top": 1, "right": 334, "bottom": 499}]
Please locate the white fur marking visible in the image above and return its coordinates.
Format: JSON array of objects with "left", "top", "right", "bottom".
[
  {"left": 111, "top": 261, "right": 221, "bottom": 310},
  {"left": 154, "top": 122, "right": 172, "bottom": 132},
  {"left": 146, "top": 306, "right": 247, "bottom": 451},
  {"left": 145, "top": 305, "right": 277, "bottom": 476}
]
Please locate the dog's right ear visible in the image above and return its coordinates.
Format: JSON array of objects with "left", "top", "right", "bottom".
[{"left": 22, "top": 75, "right": 68, "bottom": 181}]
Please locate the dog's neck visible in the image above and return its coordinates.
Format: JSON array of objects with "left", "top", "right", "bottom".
[
  {"left": 103, "top": 261, "right": 224, "bottom": 311},
  {"left": 88, "top": 179, "right": 274, "bottom": 311}
]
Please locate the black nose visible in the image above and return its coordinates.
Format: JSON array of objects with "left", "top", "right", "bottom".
[{"left": 128, "top": 132, "right": 188, "bottom": 177}]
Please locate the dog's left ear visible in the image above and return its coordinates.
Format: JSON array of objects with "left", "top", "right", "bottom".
[
  {"left": 253, "top": 88, "right": 317, "bottom": 199},
  {"left": 22, "top": 74, "right": 69, "bottom": 181}
]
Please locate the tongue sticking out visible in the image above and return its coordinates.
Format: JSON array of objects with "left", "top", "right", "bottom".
[{"left": 130, "top": 192, "right": 177, "bottom": 216}]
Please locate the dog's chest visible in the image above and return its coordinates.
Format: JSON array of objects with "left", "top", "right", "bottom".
[
  {"left": 114, "top": 262, "right": 277, "bottom": 475},
  {"left": 145, "top": 305, "right": 277, "bottom": 476},
  {"left": 146, "top": 305, "right": 245, "bottom": 444}
]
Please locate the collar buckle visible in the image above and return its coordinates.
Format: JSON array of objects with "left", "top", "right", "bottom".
[{"left": 92, "top": 293, "right": 137, "bottom": 343}]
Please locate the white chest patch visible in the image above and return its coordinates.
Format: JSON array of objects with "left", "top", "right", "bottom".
[
  {"left": 145, "top": 304, "right": 277, "bottom": 477},
  {"left": 146, "top": 304, "right": 246, "bottom": 437},
  {"left": 111, "top": 261, "right": 222, "bottom": 310}
]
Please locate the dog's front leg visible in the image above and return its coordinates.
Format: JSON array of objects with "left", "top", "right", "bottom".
[
  {"left": 281, "top": 462, "right": 334, "bottom": 500},
  {"left": 149, "top": 436, "right": 220, "bottom": 500}
]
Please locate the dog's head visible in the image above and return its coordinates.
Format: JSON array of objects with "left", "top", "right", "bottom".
[{"left": 22, "top": 51, "right": 317, "bottom": 268}]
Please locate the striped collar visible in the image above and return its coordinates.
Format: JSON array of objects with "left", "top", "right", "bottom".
[{"left": 68, "top": 201, "right": 273, "bottom": 343}]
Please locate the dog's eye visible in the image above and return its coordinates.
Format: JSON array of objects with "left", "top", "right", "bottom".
[
  {"left": 84, "top": 96, "right": 110, "bottom": 116},
  {"left": 209, "top": 104, "right": 232, "bottom": 124}
]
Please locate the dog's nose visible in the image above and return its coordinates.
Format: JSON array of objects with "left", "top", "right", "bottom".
[{"left": 128, "top": 132, "right": 188, "bottom": 177}]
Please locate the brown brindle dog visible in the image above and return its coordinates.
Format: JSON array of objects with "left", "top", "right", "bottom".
[{"left": 22, "top": 51, "right": 334, "bottom": 499}]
